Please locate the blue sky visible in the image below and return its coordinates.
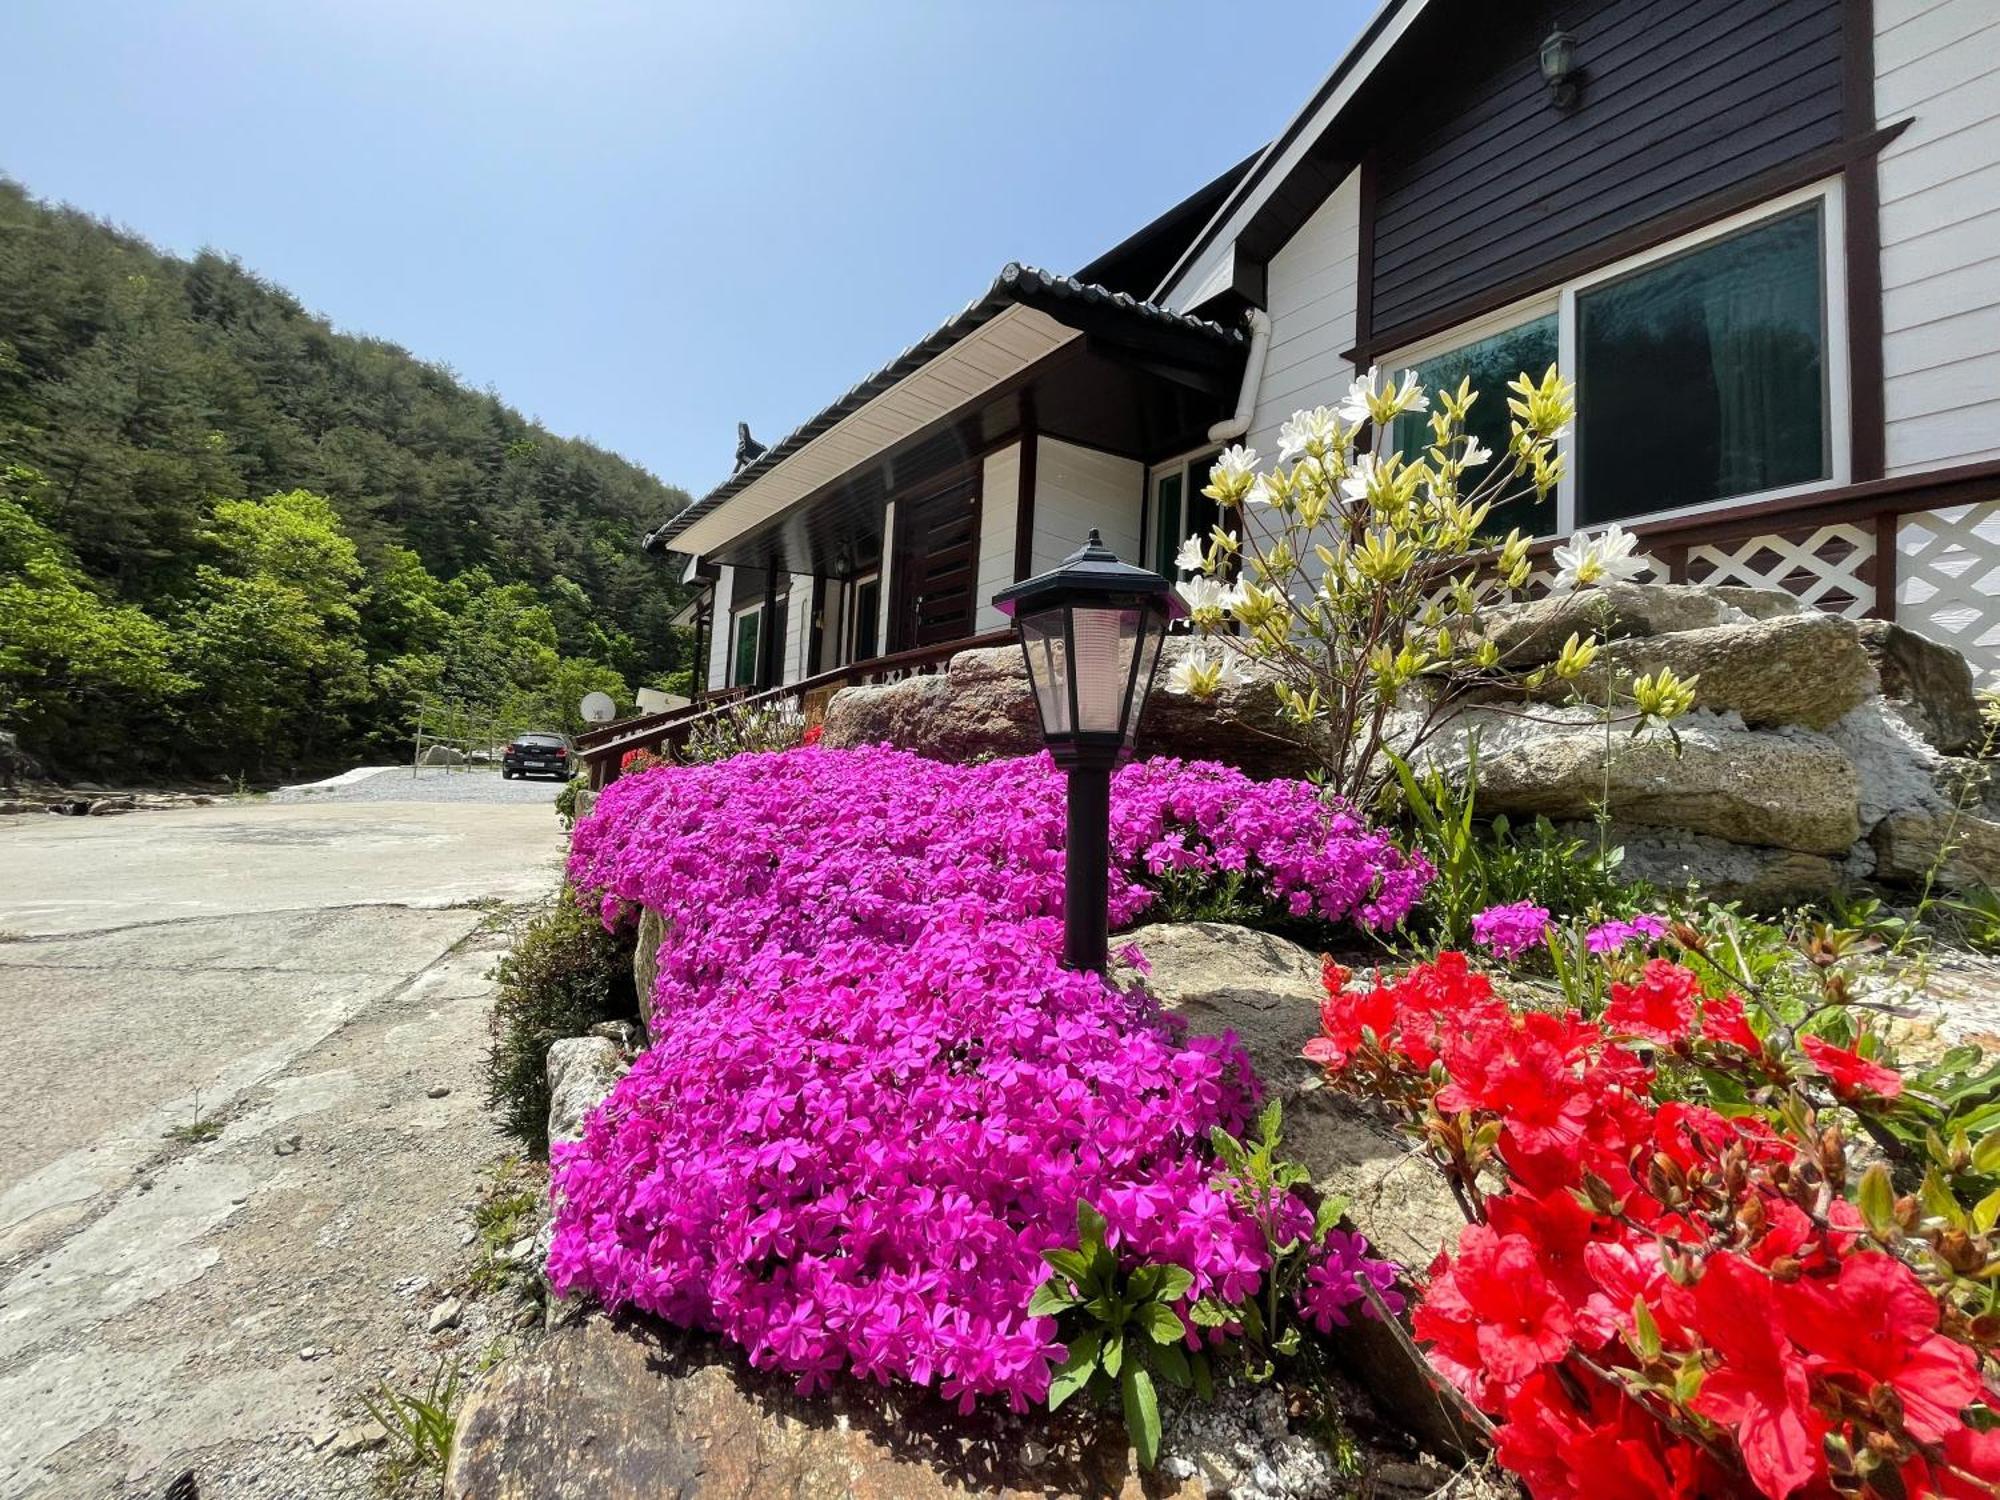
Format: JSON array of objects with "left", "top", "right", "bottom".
[{"left": 9, "top": 1, "right": 1370, "bottom": 499}]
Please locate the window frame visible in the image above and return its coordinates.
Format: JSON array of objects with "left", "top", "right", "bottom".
[
  {"left": 844, "top": 570, "right": 882, "bottom": 666},
  {"left": 1145, "top": 444, "right": 1223, "bottom": 575},
  {"left": 1376, "top": 178, "right": 1850, "bottom": 538},
  {"left": 729, "top": 602, "right": 763, "bottom": 689}
]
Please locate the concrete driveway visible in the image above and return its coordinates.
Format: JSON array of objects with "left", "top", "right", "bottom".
[{"left": 0, "top": 790, "right": 567, "bottom": 1497}]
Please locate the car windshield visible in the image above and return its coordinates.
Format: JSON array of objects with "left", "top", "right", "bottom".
[{"left": 517, "top": 735, "right": 565, "bottom": 747}]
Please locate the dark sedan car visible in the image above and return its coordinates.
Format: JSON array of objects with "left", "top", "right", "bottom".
[{"left": 501, "top": 732, "right": 573, "bottom": 780}]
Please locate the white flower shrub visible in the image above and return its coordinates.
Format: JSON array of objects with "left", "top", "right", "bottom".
[{"left": 1168, "top": 365, "right": 1693, "bottom": 803}]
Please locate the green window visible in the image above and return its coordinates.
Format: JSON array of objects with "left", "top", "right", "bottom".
[
  {"left": 1153, "top": 472, "right": 1184, "bottom": 575},
  {"left": 1578, "top": 203, "right": 1827, "bottom": 522},
  {"left": 1392, "top": 313, "right": 1559, "bottom": 540},
  {"left": 731, "top": 609, "right": 760, "bottom": 688}
]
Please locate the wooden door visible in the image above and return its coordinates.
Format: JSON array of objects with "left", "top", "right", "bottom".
[{"left": 892, "top": 482, "right": 980, "bottom": 651}]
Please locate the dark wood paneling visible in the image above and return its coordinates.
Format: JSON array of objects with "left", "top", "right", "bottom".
[
  {"left": 1368, "top": 0, "right": 1846, "bottom": 338},
  {"left": 891, "top": 483, "right": 982, "bottom": 652}
]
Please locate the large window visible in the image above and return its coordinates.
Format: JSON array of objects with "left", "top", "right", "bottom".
[
  {"left": 730, "top": 607, "right": 761, "bottom": 688},
  {"left": 1378, "top": 184, "right": 1843, "bottom": 537},
  {"left": 1148, "top": 449, "right": 1220, "bottom": 575},
  {"left": 849, "top": 574, "right": 880, "bottom": 663},
  {"left": 1577, "top": 202, "right": 1828, "bottom": 522},
  {"left": 1393, "top": 313, "right": 1559, "bottom": 539}
]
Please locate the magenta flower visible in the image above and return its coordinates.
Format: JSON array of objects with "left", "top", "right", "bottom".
[
  {"left": 550, "top": 746, "right": 1415, "bottom": 1409},
  {"left": 1584, "top": 913, "right": 1668, "bottom": 954},
  {"left": 1470, "top": 901, "right": 1551, "bottom": 960}
]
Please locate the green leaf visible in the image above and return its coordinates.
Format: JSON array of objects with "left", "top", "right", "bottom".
[
  {"left": 1127, "top": 1264, "right": 1165, "bottom": 1303},
  {"left": 1976, "top": 1187, "right": 2000, "bottom": 1236},
  {"left": 1974, "top": 1131, "right": 2000, "bottom": 1177},
  {"left": 1121, "top": 1365, "right": 1162, "bottom": 1470},
  {"left": 1191, "top": 1350, "right": 1214, "bottom": 1403},
  {"left": 1042, "top": 1248, "right": 1092, "bottom": 1286},
  {"left": 1048, "top": 1328, "right": 1101, "bottom": 1411},
  {"left": 1103, "top": 1330, "right": 1131, "bottom": 1379},
  {"left": 1077, "top": 1200, "right": 1109, "bottom": 1251},
  {"left": 1026, "top": 1280, "right": 1078, "bottom": 1319},
  {"left": 1856, "top": 1163, "right": 1896, "bottom": 1237},
  {"left": 1256, "top": 1097, "right": 1283, "bottom": 1151},
  {"left": 1314, "top": 1195, "right": 1350, "bottom": 1238},
  {"left": 1188, "top": 1296, "right": 1233, "bottom": 1328},
  {"left": 1155, "top": 1265, "right": 1194, "bottom": 1304},
  {"left": 1630, "top": 1297, "right": 1662, "bottom": 1362},
  {"left": 1137, "top": 1302, "right": 1186, "bottom": 1345},
  {"left": 1148, "top": 1339, "right": 1191, "bottom": 1388}
]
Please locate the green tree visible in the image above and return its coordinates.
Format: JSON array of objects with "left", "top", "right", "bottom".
[{"left": 0, "top": 465, "right": 186, "bottom": 768}]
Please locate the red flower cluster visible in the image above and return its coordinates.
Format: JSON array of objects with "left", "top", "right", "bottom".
[{"left": 1311, "top": 955, "right": 1999, "bottom": 1499}]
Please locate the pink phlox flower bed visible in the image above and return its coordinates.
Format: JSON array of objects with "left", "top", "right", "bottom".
[{"left": 551, "top": 745, "right": 1422, "bottom": 1410}]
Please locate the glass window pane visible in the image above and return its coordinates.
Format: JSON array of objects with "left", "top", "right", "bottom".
[
  {"left": 732, "top": 611, "right": 759, "bottom": 687},
  {"left": 853, "top": 579, "right": 879, "bottom": 661},
  {"left": 1072, "top": 605, "right": 1141, "bottom": 736},
  {"left": 1153, "top": 473, "right": 1184, "bottom": 577},
  {"left": 1578, "top": 203, "right": 1827, "bottom": 521},
  {"left": 1019, "top": 609, "right": 1071, "bottom": 737},
  {"left": 1392, "top": 313, "right": 1559, "bottom": 539}
]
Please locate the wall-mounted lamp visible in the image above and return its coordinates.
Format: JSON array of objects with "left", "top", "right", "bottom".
[{"left": 1539, "top": 24, "right": 1580, "bottom": 109}]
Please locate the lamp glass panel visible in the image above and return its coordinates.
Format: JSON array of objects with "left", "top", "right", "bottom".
[
  {"left": 1018, "top": 608, "right": 1072, "bottom": 738},
  {"left": 1122, "top": 607, "right": 1169, "bottom": 749},
  {"left": 1072, "top": 605, "right": 1142, "bottom": 736}
]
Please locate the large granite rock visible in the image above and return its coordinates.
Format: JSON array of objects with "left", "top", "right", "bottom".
[
  {"left": 1563, "top": 611, "right": 1876, "bottom": 730},
  {"left": 1708, "top": 585, "right": 1811, "bottom": 621},
  {"left": 632, "top": 906, "right": 666, "bottom": 1029},
  {"left": 546, "top": 1036, "right": 627, "bottom": 1149},
  {"left": 1859, "top": 619, "right": 1983, "bottom": 754},
  {"left": 1872, "top": 809, "right": 2000, "bottom": 891},
  {"left": 446, "top": 1310, "right": 1194, "bottom": 1500},
  {"left": 1464, "top": 716, "right": 1860, "bottom": 854},
  {"left": 1474, "top": 581, "right": 1749, "bottom": 665},
  {"left": 1116, "top": 923, "right": 1465, "bottom": 1274},
  {"left": 822, "top": 641, "right": 1316, "bottom": 778},
  {"left": 1586, "top": 824, "right": 1843, "bottom": 909},
  {"left": 1117, "top": 922, "right": 1484, "bottom": 1461}
]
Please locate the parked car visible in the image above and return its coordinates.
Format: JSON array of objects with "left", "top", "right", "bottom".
[{"left": 501, "top": 732, "right": 573, "bottom": 780}]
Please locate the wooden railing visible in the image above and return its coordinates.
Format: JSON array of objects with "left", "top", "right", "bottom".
[{"left": 578, "top": 628, "right": 1016, "bottom": 783}]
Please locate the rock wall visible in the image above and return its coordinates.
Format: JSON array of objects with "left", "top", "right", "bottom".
[
  {"left": 1411, "top": 584, "right": 1993, "bottom": 902},
  {"left": 821, "top": 639, "right": 1319, "bottom": 781}
]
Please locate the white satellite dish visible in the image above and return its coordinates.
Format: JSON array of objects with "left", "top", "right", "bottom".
[{"left": 579, "top": 691, "right": 618, "bottom": 724}]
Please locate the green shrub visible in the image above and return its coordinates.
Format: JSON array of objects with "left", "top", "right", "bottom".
[
  {"left": 485, "top": 891, "right": 637, "bottom": 1155},
  {"left": 554, "top": 774, "right": 588, "bottom": 830},
  {"left": 676, "top": 700, "right": 805, "bottom": 765}
]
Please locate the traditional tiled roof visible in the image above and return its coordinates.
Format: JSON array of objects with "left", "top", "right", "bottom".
[{"left": 643, "top": 263, "right": 1246, "bottom": 553}]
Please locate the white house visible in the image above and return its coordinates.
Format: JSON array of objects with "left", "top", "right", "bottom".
[{"left": 583, "top": 0, "right": 2000, "bottom": 780}]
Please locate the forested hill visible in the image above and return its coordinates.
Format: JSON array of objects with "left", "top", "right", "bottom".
[{"left": 0, "top": 176, "right": 695, "bottom": 777}]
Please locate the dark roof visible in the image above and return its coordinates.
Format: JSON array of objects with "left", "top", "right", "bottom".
[
  {"left": 643, "top": 263, "right": 1246, "bottom": 554},
  {"left": 1075, "top": 151, "right": 1262, "bottom": 298}
]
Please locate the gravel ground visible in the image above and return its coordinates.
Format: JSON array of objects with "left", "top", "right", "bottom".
[{"left": 272, "top": 766, "right": 564, "bottom": 806}]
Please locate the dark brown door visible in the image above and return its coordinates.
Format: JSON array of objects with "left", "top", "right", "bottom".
[{"left": 892, "top": 483, "right": 980, "bottom": 651}]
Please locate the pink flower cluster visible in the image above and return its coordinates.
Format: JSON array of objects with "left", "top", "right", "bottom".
[
  {"left": 1471, "top": 901, "right": 1550, "bottom": 959},
  {"left": 550, "top": 746, "right": 1420, "bottom": 1409}
]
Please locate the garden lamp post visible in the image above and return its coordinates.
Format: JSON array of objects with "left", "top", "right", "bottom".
[{"left": 995, "top": 530, "right": 1184, "bottom": 973}]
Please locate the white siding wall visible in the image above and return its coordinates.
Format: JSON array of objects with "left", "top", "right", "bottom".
[
  {"left": 1029, "top": 438, "right": 1143, "bottom": 575},
  {"left": 1247, "top": 170, "right": 1363, "bottom": 462},
  {"left": 706, "top": 565, "right": 734, "bottom": 692},
  {"left": 977, "top": 443, "right": 1021, "bottom": 631},
  {"left": 1876, "top": 0, "right": 2000, "bottom": 474}
]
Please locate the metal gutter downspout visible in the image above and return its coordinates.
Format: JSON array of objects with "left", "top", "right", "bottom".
[{"left": 1207, "top": 308, "right": 1273, "bottom": 444}]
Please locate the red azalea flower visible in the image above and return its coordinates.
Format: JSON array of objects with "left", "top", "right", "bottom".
[
  {"left": 1453, "top": 1225, "right": 1575, "bottom": 1386},
  {"left": 1688, "top": 1255, "right": 1823, "bottom": 1500},
  {"left": 1698, "top": 991, "right": 1762, "bottom": 1053},
  {"left": 1780, "top": 1251, "right": 1982, "bottom": 1444},
  {"left": 1603, "top": 959, "right": 1699, "bottom": 1046},
  {"left": 1799, "top": 1035, "right": 1903, "bottom": 1100}
]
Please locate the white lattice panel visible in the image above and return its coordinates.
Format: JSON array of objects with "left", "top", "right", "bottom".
[
  {"left": 1685, "top": 525, "right": 1875, "bottom": 617},
  {"left": 1899, "top": 501, "right": 2000, "bottom": 685}
]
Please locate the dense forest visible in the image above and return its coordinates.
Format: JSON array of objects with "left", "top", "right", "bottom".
[{"left": 0, "top": 176, "right": 695, "bottom": 779}]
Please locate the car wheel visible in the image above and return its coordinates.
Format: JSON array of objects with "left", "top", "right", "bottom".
[{"left": 501, "top": 769, "right": 515, "bottom": 780}]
